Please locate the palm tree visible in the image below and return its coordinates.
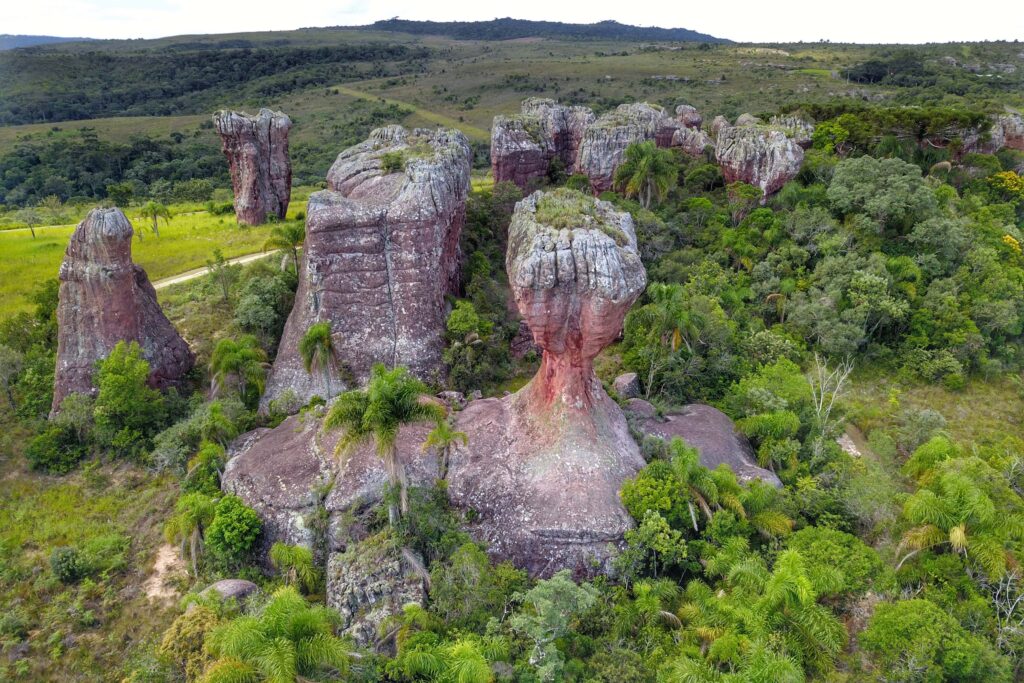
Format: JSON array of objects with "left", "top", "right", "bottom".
[
  {"left": 668, "top": 438, "right": 721, "bottom": 531},
  {"left": 263, "top": 222, "right": 305, "bottom": 273},
  {"left": 209, "top": 335, "right": 268, "bottom": 405},
  {"left": 201, "top": 400, "right": 238, "bottom": 446},
  {"left": 138, "top": 200, "right": 171, "bottom": 238},
  {"left": 269, "top": 543, "right": 318, "bottom": 594},
  {"left": 298, "top": 322, "right": 335, "bottom": 400},
  {"left": 200, "top": 586, "right": 349, "bottom": 683},
  {"left": 613, "top": 141, "right": 678, "bottom": 209},
  {"left": 896, "top": 461, "right": 1024, "bottom": 575},
  {"left": 422, "top": 418, "right": 467, "bottom": 480},
  {"left": 164, "top": 492, "right": 216, "bottom": 577},
  {"left": 325, "top": 364, "right": 445, "bottom": 525}
]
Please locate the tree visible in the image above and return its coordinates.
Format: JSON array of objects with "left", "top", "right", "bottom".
[
  {"left": 422, "top": 418, "right": 467, "bottom": 480},
  {"left": 826, "top": 155, "right": 937, "bottom": 233},
  {"left": 324, "top": 364, "right": 445, "bottom": 524},
  {"left": 209, "top": 335, "right": 268, "bottom": 407},
  {"left": 138, "top": 200, "right": 171, "bottom": 238},
  {"left": 164, "top": 492, "right": 216, "bottom": 577},
  {"left": 39, "top": 194, "right": 65, "bottom": 225},
  {"left": 206, "top": 248, "right": 239, "bottom": 304},
  {"left": 262, "top": 222, "right": 305, "bottom": 273},
  {"left": 613, "top": 141, "right": 678, "bottom": 209},
  {"left": 201, "top": 586, "right": 349, "bottom": 682},
  {"left": 269, "top": 543, "right": 318, "bottom": 593},
  {"left": 0, "top": 344, "right": 23, "bottom": 407},
  {"left": 298, "top": 322, "right": 335, "bottom": 400},
  {"left": 205, "top": 495, "right": 262, "bottom": 566},
  {"left": 106, "top": 181, "right": 134, "bottom": 207},
  {"left": 92, "top": 341, "right": 166, "bottom": 458},
  {"left": 13, "top": 207, "right": 41, "bottom": 239}
]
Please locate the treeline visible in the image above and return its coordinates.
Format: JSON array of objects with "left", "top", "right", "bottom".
[
  {"left": 0, "top": 43, "right": 430, "bottom": 124},
  {"left": 362, "top": 17, "right": 727, "bottom": 43}
]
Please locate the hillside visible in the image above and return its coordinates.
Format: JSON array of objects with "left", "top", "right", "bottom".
[
  {"left": 356, "top": 17, "right": 728, "bottom": 42},
  {"left": 0, "top": 34, "right": 93, "bottom": 50}
]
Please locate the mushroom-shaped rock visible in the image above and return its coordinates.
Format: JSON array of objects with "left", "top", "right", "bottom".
[
  {"left": 445, "top": 189, "right": 648, "bottom": 576},
  {"left": 261, "top": 126, "right": 472, "bottom": 407},
  {"left": 51, "top": 208, "right": 194, "bottom": 413},
  {"left": 715, "top": 124, "right": 804, "bottom": 199},
  {"left": 213, "top": 109, "right": 292, "bottom": 225},
  {"left": 575, "top": 102, "right": 672, "bottom": 193},
  {"left": 490, "top": 98, "right": 595, "bottom": 189}
]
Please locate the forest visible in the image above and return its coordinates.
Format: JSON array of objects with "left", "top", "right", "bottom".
[{"left": 1, "top": 24, "right": 1024, "bottom": 683}]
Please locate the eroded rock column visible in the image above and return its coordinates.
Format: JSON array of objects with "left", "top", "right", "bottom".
[{"left": 213, "top": 108, "right": 292, "bottom": 225}]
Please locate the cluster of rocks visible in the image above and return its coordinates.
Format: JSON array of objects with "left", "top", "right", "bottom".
[
  {"left": 51, "top": 208, "right": 194, "bottom": 414},
  {"left": 261, "top": 125, "right": 472, "bottom": 407},
  {"left": 491, "top": 98, "right": 808, "bottom": 200},
  {"left": 213, "top": 109, "right": 293, "bottom": 225}
]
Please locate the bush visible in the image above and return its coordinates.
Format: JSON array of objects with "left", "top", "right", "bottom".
[
  {"left": 786, "top": 526, "right": 887, "bottom": 596},
  {"left": 93, "top": 341, "right": 168, "bottom": 460},
  {"left": 26, "top": 424, "right": 87, "bottom": 474},
  {"left": 158, "top": 605, "right": 219, "bottom": 680},
  {"left": 50, "top": 547, "right": 86, "bottom": 584},
  {"left": 205, "top": 495, "right": 262, "bottom": 565},
  {"left": 429, "top": 542, "right": 527, "bottom": 630}
]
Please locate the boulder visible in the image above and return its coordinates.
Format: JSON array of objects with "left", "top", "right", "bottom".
[
  {"left": 201, "top": 579, "right": 260, "bottom": 602},
  {"left": 213, "top": 109, "right": 292, "bottom": 225},
  {"left": 626, "top": 400, "right": 782, "bottom": 487},
  {"left": 675, "top": 104, "right": 703, "bottom": 129},
  {"left": 997, "top": 112, "right": 1024, "bottom": 151},
  {"left": 671, "top": 126, "right": 713, "bottom": 157},
  {"left": 734, "top": 113, "right": 763, "bottom": 127},
  {"left": 51, "top": 208, "right": 194, "bottom": 414},
  {"left": 769, "top": 115, "right": 815, "bottom": 149},
  {"left": 262, "top": 126, "right": 472, "bottom": 407},
  {"left": 710, "top": 115, "right": 731, "bottom": 138},
  {"left": 715, "top": 124, "right": 804, "bottom": 198},
  {"left": 490, "top": 98, "right": 595, "bottom": 189},
  {"left": 613, "top": 372, "right": 641, "bottom": 399},
  {"left": 445, "top": 189, "right": 648, "bottom": 576},
  {"left": 575, "top": 103, "right": 671, "bottom": 193}
]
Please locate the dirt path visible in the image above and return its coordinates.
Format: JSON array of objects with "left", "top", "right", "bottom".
[
  {"left": 331, "top": 85, "right": 491, "bottom": 142},
  {"left": 152, "top": 251, "right": 274, "bottom": 290},
  {"left": 144, "top": 544, "right": 186, "bottom": 602}
]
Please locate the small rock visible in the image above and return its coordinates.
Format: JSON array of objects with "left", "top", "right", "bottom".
[
  {"left": 437, "top": 391, "right": 467, "bottom": 410},
  {"left": 468, "top": 390, "right": 483, "bottom": 401},
  {"left": 201, "top": 579, "right": 260, "bottom": 602},
  {"left": 613, "top": 372, "right": 641, "bottom": 399}
]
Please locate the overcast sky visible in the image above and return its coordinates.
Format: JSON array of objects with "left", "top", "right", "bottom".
[{"left": 6, "top": 0, "right": 1024, "bottom": 43}]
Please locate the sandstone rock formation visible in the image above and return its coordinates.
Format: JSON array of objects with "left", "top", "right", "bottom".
[
  {"left": 51, "top": 208, "right": 194, "bottom": 413},
  {"left": 613, "top": 372, "right": 641, "bottom": 399},
  {"left": 715, "top": 122, "right": 805, "bottom": 198},
  {"left": 576, "top": 103, "right": 671, "bottom": 193},
  {"left": 769, "top": 115, "right": 815, "bottom": 148},
  {"left": 992, "top": 112, "right": 1024, "bottom": 152},
  {"left": 675, "top": 104, "right": 703, "bottom": 129},
  {"left": 625, "top": 399, "right": 782, "bottom": 487},
  {"left": 201, "top": 579, "right": 260, "bottom": 602},
  {"left": 734, "top": 113, "right": 763, "bottom": 127},
  {"left": 261, "top": 126, "right": 472, "bottom": 407},
  {"left": 445, "top": 189, "right": 648, "bottom": 576},
  {"left": 491, "top": 98, "right": 595, "bottom": 188},
  {"left": 671, "top": 126, "right": 713, "bottom": 157},
  {"left": 710, "top": 115, "right": 731, "bottom": 138},
  {"left": 213, "top": 109, "right": 292, "bottom": 225}
]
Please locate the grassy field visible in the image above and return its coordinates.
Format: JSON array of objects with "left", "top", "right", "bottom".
[{"left": 0, "top": 191, "right": 313, "bottom": 317}]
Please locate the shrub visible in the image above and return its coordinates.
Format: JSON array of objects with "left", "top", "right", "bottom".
[
  {"left": 903, "top": 435, "right": 959, "bottom": 479},
  {"left": 380, "top": 151, "right": 406, "bottom": 173},
  {"left": 158, "top": 605, "right": 219, "bottom": 681},
  {"left": 205, "top": 495, "right": 262, "bottom": 565},
  {"left": 93, "top": 341, "right": 167, "bottom": 460},
  {"left": 787, "top": 526, "right": 887, "bottom": 596},
  {"left": 50, "top": 547, "right": 86, "bottom": 584},
  {"left": 26, "top": 424, "right": 87, "bottom": 474},
  {"left": 429, "top": 542, "right": 527, "bottom": 630}
]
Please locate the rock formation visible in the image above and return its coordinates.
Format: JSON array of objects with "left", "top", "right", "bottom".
[
  {"left": 715, "top": 121, "right": 805, "bottom": 198},
  {"left": 261, "top": 126, "right": 472, "bottom": 407},
  {"left": 769, "top": 115, "right": 815, "bottom": 148},
  {"left": 671, "top": 126, "right": 713, "bottom": 157},
  {"left": 444, "top": 189, "right": 648, "bottom": 576},
  {"left": 213, "top": 108, "right": 292, "bottom": 225},
  {"left": 575, "top": 103, "right": 671, "bottom": 193},
  {"left": 675, "top": 104, "right": 703, "bottom": 129},
  {"left": 625, "top": 399, "right": 782, "bottom": 487},
  {"left": 490, "top": 98, "right": 595, "bottom": 188},
  {"left": 51, "top": 208, "right": 194, "bottom": 413}
]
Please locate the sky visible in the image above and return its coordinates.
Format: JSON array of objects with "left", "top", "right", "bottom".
[{"left": 5, "top": 0, "right": 1024, "bottom": 44}]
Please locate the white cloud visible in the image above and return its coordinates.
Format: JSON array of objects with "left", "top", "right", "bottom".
[{"left": 5, "top": 0, "right": 1024, "bottom": 43}]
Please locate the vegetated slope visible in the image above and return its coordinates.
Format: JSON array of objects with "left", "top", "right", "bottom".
[
  {"left": 0, "top": 34, "right": 93, "bottom": 50},
  {"left": 357, "top": 17, "right": 728, "bottom": 43}
]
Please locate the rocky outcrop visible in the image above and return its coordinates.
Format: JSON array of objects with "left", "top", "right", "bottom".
[
  {"left": 613, "top": 372, "right": 641, "bottom": 399},
  {"left": 262, "top": 126, "right": 472, "bottom": 407},
  {"left": 445, "top": 190, "right": 648, "bottom": 576},
  {"left": 575, "top": 103, "right": 671, "bottom": 193},
  {"left": 213, "top": 109, "right": 292, "bottom": 225},
  {"left": 671, "top": 126, "right": 713, "bottom": 157},
  {"left": 710, "top": 115, "right": 731, "bottom": 138},
  {"left": 51, "top": 208, "right": 194, "bottom": 413},
  {"left": 994, "top": 113, "right": 1024, "bottom": 152},
  {"left": 491, "top": 98, "right": 595, "bottom": 188},
  {"left": 201, "top": 579, "right": 260, "bottom": 602},
  {"left": 715, "top": 123, "right": 804, "bottom": 198},
  {"left": 734, "top": 113, "right": 762, "bottom": 127},
  {"left": 769, "top": 115, "right": 815, "bottom": 148},
  {"left": 675, "top": 104, "right": 703, "bottom": 129},
  {"left": 626, "top": 399, "right": 781, "bottom": 487}
]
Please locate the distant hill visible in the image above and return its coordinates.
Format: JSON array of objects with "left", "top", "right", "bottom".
[
  {"left": 0, "top": 34, "right": 93, "bottom": 50},
  {"left": 359, "top": 18, "right": 728, "bottom": 43}
]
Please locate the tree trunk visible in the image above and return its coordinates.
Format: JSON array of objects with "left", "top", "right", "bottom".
[
  {"left": 385, "top": 449, "right": 401, "bottom": 525},
  {"left": 152, "top": 215, "right": 160, "bottom": 238},
  {"left": 29, "top": 225, "right": 36, "bottom": 240}
]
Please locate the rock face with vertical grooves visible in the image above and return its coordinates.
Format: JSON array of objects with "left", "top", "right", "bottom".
[
  {"left": 575, "top": 103, "right": 671, "bottom": 193},
  {"left": 51, "top": 208, "right": 194, "bottom": 413},
  {"left": 261, "top": 126, "right": 472, "bottom": 407},
  {"left": 445, "top": 189, "right": 648, "bottom": 576},
  {"left": 490, "top": 98, "right": 595, "bottom": 188},
  {"left": 715, "top": 122, "right": 805, "bottom": 198},
  {"left": 213, "top": 108, "right": 292, "bottom": 225}
]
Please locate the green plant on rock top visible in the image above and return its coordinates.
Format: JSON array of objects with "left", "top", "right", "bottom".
[{"left": 299, "top": 321, "right": 335, "bottom": 400}]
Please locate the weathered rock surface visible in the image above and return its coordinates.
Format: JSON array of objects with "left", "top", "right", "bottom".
[
  {"left": 327, "top": 536, "right": 427, "bottom": 648},
  {"left": 445, "top": 190, "right": 648, "bottom": 576},
  {"left": 491, "top": 98, "right": 595, "bottom": 188},
  {"left": 576, "top": 103, "right": 671, "bottom": 193},
  {"left": 710, "top": 115, "right": 731, "bottom": 138},
  {"left": 769, "top": 115, "right": 815, "bottom": 148},
  {"left": 613, "top": 372, "right": 641, "bottom": 399},
  {"left": 213, "top": 109, "right": 292, "bottom": 225},
  {"left": 675, "top": 104, "right": 703, "bottom": 129},
  {"left": 201, "top": 579, "right": 260, "bottom": 602},
  {"left": 671, "top": 126, "right": 713, "bottom": 157},
  {"left": 626, "top": 399, "right": 782, "bottom": 487},
  {"left": 262, "top": 126, "right": 472, "bottom": 407},
  {"left": 734, "top": 113, "right": 763, "bottom": 127},
  {"left": 995, "top": 112, "right": 1024, "bottom": 151},
  {"left": 715, "top": 123, "right": 804, "bottom": 198},
  {"left": 52, "top": 208, "right": 194, "bottom": 413}
]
